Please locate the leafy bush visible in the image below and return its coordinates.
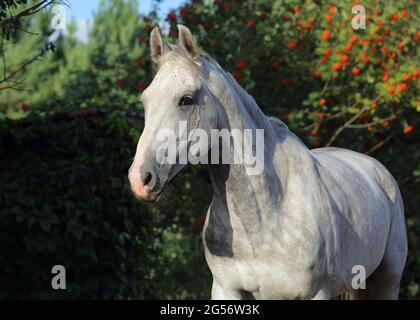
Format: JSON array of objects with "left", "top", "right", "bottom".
[
  {"left": 0, "top": 0, "right": 418, "bottom": 299},
  {"left": 0, "top": 115, "right": 211, "bottom": 299},
  {"left": 176, "top": 0, "right": 418, "bottom": 145}
]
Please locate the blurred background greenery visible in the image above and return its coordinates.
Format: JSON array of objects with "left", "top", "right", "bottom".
[{"left": 0, "top": 0, "right": 418, "bottom": 299}]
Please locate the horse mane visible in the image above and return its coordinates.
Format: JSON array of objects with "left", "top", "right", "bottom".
[{"left": 268, "top": 116, "right": 289, "bottom": 130}]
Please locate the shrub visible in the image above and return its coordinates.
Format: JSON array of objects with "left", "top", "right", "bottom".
[
  {"left": 0, "top": 114, "right": 211, "bottom": 299},
  {"left": 1, "top": 0, "right": 418, "bottom": 299}
]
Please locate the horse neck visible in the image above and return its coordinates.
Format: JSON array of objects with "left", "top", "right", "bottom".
[{"left": 206, "top": 66, "right": 314, "bottom": 241}]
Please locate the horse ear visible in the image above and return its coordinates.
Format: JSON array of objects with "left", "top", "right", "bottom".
[
  {"left": 150, "top": 26, "right": 166, "bottom": 63},
  {"left": 177, "top": 25, "right": 197, "bottom": 56}
]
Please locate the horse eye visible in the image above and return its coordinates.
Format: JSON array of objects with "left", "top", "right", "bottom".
[{"left": 179, "top": 95, "right": 194, "bottom": 107}]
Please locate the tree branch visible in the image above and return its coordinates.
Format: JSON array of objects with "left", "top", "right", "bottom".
[
  {"left": 303, "top": 109, "right": 346, "bottom": 131},
  {"left": 366, "top": 133, "right": 395, "bottom": 155},
  {"left": 0, "top": 1, "right": 54, "bottom": 28},
  {"left": 324, "top": 97, "right": 382, "bottom": 147},
  {"left": 347, "top": 114, "right": 397, "bottom": 129},
  {"left": 325, "top": 106, "right": 368, "bottom": 147},
  {"left": 319, "top": 79, "right": 330, "bottom": 97},
  {"left": 0, "top": 41, "right": 55, "bottom": 86}
]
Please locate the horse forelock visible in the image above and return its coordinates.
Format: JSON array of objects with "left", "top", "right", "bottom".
[{"left": 157, "top": 45, "right": 203, "bottom": 75}]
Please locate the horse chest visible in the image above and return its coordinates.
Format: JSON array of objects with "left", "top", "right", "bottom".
[
  {"left": 203, "top": 195, "right": 329, "bottom": 298},
  {"left": 204, "top": 216, "right": 324, "bottom": 299},
  {"left": 205, "top": 247, "right": 321, "bottom": 299}
]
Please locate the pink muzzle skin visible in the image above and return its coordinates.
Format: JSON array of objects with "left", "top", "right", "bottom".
[{"left": 128, "top": 164, "right": 153, "bottom": 201}]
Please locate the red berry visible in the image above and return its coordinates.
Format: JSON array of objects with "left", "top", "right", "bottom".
[
  {"left": 167, "top": 12, "right": 176, "bottom": 21},
  {"left": 403, "top": 125, "right": 413, "bottom": 134},
  {"left": 21, "top": 102, "right": 30, "bottom": 112},
  {"left": 343, "top": 43, "right": 352, "bottom": 52},
  {"left": 349, "top": 35, "right": 358, "bottom": 44},
  {"left": 179, "top": 7, "right": 187, "bottom": 15},
  {"left": 388, "top": 85, "right": 396, "bottom": 94},
  {"left": 325, "top": 14, "right": 332, "bottom": 23},
  {"left": 260, "top": 11, "right": 268, "bottom": 20},
  {"left": 390, "top": 12, "right": 398, "bottom": 21},
  {"left": 321, "top": 30, "right": 330, "bottom": 41},
  {"left": 223, "top": 2, "right": 232, "bottom": 10},
  {"left": 116, "top": 79, "right": 124, "bottom": 87},
  {"left": 235, "top": 60, "right": 247, "bottom": 69},
  {"left": 137, "top": 81, "right": 146, "bottom": 90},
  {"left": 339, "top": 55, "right": 349, "bottom": 63},
  {"left": 402, "top": 74, "right": 411, "bottom": 81},
  {"left": 311, "top": 140, "right": 320, "bottom": 147},
  {"left": 305, "top": 18, "right": 313, "bottom": 29},
  {"left": 271, "top": 60, "right": 280, "bottom": 70},
  {"left": 231, "top": 71, "right": 241, "bottom": 81},
  {"left": 246, "top": 19, "right": 255, "bottom": 28},
  {"left": 380, "top": 45, "right": 387, "bottom": 54},
  {"left": 362, "top": 39, "right": 370, "bottom": 46},
  {"left": 332, "top": 63, "right": 342, "bottom": 71}
]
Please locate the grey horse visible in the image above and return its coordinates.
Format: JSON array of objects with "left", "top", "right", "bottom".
[{"left": 128, "top": 25, "right": 407, "bottom": 300}]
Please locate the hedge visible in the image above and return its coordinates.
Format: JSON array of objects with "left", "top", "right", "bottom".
[{"left": 0, "top": 114, "right": 211, "bottom": 299}]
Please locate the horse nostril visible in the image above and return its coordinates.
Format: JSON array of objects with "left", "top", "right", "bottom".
[{"left": 143, "top": 171, "right": 152, "bottom": 186}]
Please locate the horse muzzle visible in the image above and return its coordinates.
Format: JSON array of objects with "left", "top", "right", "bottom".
[{"left": 128, "top": 167, "right": 163, "bottom": 202}]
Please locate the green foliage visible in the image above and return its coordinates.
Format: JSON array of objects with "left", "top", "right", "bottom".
[
  {"left": 178, "top": 0, "right": 418, "bottom": 146},
  {"left": 0, "top": 0, "right": 418, "bottom": 299},
  {"left": 0, "top": 115, "right": 211, "bottom": 299},
  {"left": 0, "top": 3, "right": 82, "bottom": 118},
  {"left": 1, "top": 0, "right": 29, "bottom": 39}
]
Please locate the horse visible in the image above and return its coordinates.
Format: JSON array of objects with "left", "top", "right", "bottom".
[{"left": 128, "top": 25, "right": 407, "bottom": 300}]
